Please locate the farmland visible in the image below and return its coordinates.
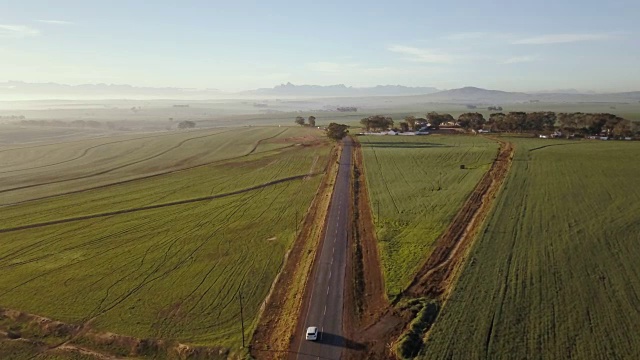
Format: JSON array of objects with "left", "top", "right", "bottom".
[
  {"left": 421, "top": 138, "right": 640, "bottom": 359},
  {"left": 357, "top": 135, "right": 499, "bottom": 297},
  {"left": 0, "top": 126, "right": 332, "bottom": 358},
  {"left": 0, "top": 126, "right": 306, "bottom": 205}
]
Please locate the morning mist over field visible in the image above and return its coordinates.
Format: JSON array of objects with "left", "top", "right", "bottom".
[{"left": 1, "top": 1, "right": 640, "bottom": 360}]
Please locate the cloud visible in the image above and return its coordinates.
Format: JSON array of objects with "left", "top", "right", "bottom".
[
  {"left": 0, "top": 24, "right": 40, "bottom": 37},
  {"left": 387, "top": 45, "right": 455, "bottom": 63},
  {"left": 500, "top": 56, "right": 537, "bottom": 64},
  {"left": 444, "top": 32, "right": 487, "bottom": 41},
  {"left": 35, "top": 19, "right": 73, "bottom": 25},
  {"left": 512, "top": 33, "right": 610, "bottom": 44}
]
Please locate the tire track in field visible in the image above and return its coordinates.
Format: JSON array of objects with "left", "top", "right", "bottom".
[
  {"left": 153, "top": 189, "right": 262, "bottom": 338},
  {"left": 0, "top": 172, "right": 321, "bottom": 234},
  {"left": 365, "top": 138, "right": 400, "bottom": 213},
  {"left": 166, "top": 180, "right": 280, "bottom": 331},
  {"left": 0, "top": 223, "right": 153, "bottom": 297},
  {"left": 86, "top": 221, "right": 183, "bottom": 317},
  {"left": 84, "top": 205, "right": 226, "bottom": 324},
  {"left": 1, "top": 131, "right": 295, "bottom": 207},
  {"left": 63, "top": 180, "right": 282, "bottom": 335},
  {"left": 528, "top": 142, "right": 582, "bottom": 152},
  {"left": 0, "top": 130, "right": 237, "bottom": 194},
  {"left": 0, "top": 128, "right": 221, "bottom": 155},
  {"left": 0, "top": 213, "right": 116, "bottom": 265},
  {"left": 0, "top": 130, "right": 228, "bottom": 174}
]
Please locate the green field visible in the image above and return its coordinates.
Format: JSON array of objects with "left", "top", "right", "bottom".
[
  {"left": 0, "top": 126, "right": 331, "bottom": 357},
  {"left": 0, "top": 126, "right": 307, "bottom": 204},
  {"left": 357, "top": 135, "right": 499, "bottom": 296},
  {"left": 421, "top": 138, "right": 640, "bottom": 359}
]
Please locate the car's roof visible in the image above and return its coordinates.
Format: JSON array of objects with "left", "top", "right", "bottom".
[{"left": 307, "top": 326, "right": 318, "bottom": 332}]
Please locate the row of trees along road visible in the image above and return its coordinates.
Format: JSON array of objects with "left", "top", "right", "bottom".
[
  {"left": 457, "top": 111, "right": 637, "bottom": 136},
  {"left": 326, "top": 123, "right": 349, "bottom": 140},
  {"left": 362, "top": 113, "right": 456, "bottom": 132},
  {"left": 360, "top": 115, "right": 394, "bottom": 131},
  {"left": 294, "top": 116, "right": 316, "bottom": 127},
  {"left": 357, "top": 111, "right": 637, "bottom": 137},
  {"left": 292, "top": 116, "right": 348, "bottom": 140}
]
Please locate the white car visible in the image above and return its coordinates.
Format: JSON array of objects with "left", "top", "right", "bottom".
[{"left": 305, "top": 326, "right": 318, "bottom": 341}]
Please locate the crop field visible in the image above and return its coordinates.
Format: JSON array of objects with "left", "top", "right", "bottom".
[
  {"left": 357, "top": 135, "right": 499, "bottom": 297},
  {"left": 0, "top": 126, "right": 305, "bottom": 205},
  {"left": 421, "top": 138, "right": 640, "bottom": 359},
  {"left": 0, "top": 126, "right": 331, "bottom": 357}
]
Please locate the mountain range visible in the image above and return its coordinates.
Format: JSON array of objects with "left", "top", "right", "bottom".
[
  {"left": 1, "top": 81, "right": 639, "bottom": 103},
  {"left": 242, "top": 82, "right": 439, "bottom": 96}
]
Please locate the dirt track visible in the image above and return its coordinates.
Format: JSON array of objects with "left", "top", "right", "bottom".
[
  {"left": 349, "top": 137, "right": 514, "bottom": 359},
  {"left": 343, "top": 140, "right": 389, "bottom": 359}
]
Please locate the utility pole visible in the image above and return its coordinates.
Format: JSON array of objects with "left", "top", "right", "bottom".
[{"left": 239, "top": 290, "right": 245, "bottom": 348}]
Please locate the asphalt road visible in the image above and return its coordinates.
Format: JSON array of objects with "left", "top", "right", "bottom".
[{"left": 295, "top": 137, "right": 353, "bottom": 360}]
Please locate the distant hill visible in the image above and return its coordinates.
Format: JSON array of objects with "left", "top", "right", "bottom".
[
  {"left": 1, "top": 81, "right": 638, "bottom": 103},
  {"left": 421, "top": 86, "right": 530, "bottom": 103},
  {"left": 0, "top": 81, "right": 223, "bottom": 100},
  {"left": 243, "top": 82, "right": 440, "bottom": 97},
  {"left": 417, "top": 86, "right": 640, "bottom": 104}
]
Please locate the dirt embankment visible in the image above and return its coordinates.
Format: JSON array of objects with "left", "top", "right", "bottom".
[
  {"left": 349, "top": 137, "right": 514, "bottom": 359},
  {"left": 343, "top": 140, "right": 393, "bottom": 359},
  {"left": 0, "top": 307, "right": 230, "bottom": 359},
  {"left": 250, "top": 144, "right": 341, "bottom": 360},
  {"left": 404, "top": 138, "right": 514, "bottom": 298}
]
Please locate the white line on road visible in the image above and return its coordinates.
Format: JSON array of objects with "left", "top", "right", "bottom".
[
  {"left": 327, "top": 286, "right": 330, "bottom": 294},
  {"left": 324, "top": 305, "right": 327, "bottom": 316}
]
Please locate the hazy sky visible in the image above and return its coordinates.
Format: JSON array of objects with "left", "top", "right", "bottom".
[{"left": 1, "top": 0, "right": 639, "bottom": 92}]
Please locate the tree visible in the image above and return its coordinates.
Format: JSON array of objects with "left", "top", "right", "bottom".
[
  {"left": 525, "top": 112, "right": 556, "bottom": 131},
  {"left": 399, "top": 122, "right": 409, "bottom": 132},
  {"left": 404, "top": 115, "right": 416, "bottom": 130},
  {"left": 487, "top": 113, "right": 506, "bottom": 131},
  {"left": 613, "top": 119, "right": 632, "bottom": 137},
  {"left": 178, "top": 120, "right": 196, "bottom": 129},
  {"left": 504, "top": 112, "right": 527, "bottom": 132},
  {"left": 295, "top": 116, "right": 306, "bottom": 126},
  {"left": 308, "top": 116, "right": 316, "bottom": 127},
  {"left": 457, "top": 113, "right": 486, "bottom": 130},
  {"left": 426, "top": 112, "right": 454, "bottom": 129},
  {"left": 360, "top": 115, "right": 394, "bottom": 131},
  {"left": 326, "top": 123, "right": 349, "bottom": 140},
  {"left": 426, "top": 112, "right": 439, "bottom": 129}
]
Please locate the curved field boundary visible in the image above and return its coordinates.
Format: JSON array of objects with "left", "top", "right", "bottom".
[
  {"left": 0, "top": 129, "right": 232, "bottom": 174},
  {"left": 0, "top": 171, "right": 321, "bottom": 234},
  {"left": 0, "top": 127, "right": 220, "bottom": 154},
  {"left": 1, "top": 143, "right": 297, "bottom": 208},
  {"left": 0, "top": 130, "right": 236, "bottom": 193},
  {"left": 0, "top": 128, "right": 289, "bottom": 198},
  {"left": 528, "top": 141, "right": 582, "bottom": 152}
]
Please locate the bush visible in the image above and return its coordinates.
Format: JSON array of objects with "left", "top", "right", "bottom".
[{"left": 395, "top": 300, "right": 440, "bottom": 359}]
